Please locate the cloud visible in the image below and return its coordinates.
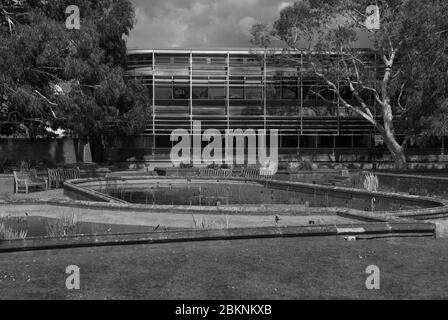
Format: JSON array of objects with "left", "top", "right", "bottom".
[
  {"left": 127, "top": 0, "right": 289, "bottom": 48},
  {"left": 126, "top": 0, "right": 371, "bottom": 49},
  {"left": 278, "top": 2, "right": 292, "bottom": 12},
  {"left": 239, "top": 16, "right": 257, "bottom": 37}
]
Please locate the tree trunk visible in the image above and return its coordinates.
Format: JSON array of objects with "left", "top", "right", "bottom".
[
  {"left": 382, "top": 129, "right": 407, "bottom": 169},
  {"left": 78, "top": 141, "right": 86, "bottom": 163},
  {"left": 76, "top": 139, "right": 87, "bottom": 163},
  {"left": 380, "top": 93, "right": 407, "bottom": 169}
]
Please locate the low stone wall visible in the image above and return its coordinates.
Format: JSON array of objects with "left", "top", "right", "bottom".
[
  {"left": 63, "top": 178, "right": 126, "bottom": 203},
  {"left": 284, "top": 170, "right": 343, "bottom": 183},
  {"left": 266, "top": 180, "right": 442, "bottom": 212},
  {"left": 0, "top": 174, "right": 14, "bottom": 195},
  {"left": 374, "top": 172, "right": 448, "bottom": 199},
  {"left": 63, "top": 176, "right": 444, "bottom": 213},
  {"left": 0, "top": 222, "right": 436, "bottom": 253},
  {"left": 0, "top": 138, "right": 77, "bottom": 168},
  {"left": 154, "top": 167, "right": 199, "bottom": 176}
]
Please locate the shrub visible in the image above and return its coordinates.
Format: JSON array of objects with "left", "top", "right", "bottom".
[
  {"left": 207, "top": 163, "right": 220, "bottom": 169},
  {"left": 288, "top": 160, "right": 314, "bottom": 172},
  {"left": 180, "top": 163, "right": 194, "bottom": 169},
  {"left": 277, "top": 162, "right": 289, "bottom": 171}
]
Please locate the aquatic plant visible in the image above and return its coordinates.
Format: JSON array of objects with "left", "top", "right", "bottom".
[
  {"left": 45, "top": 213, "right": 82, "bottom": 237},
  {"left": 363, "top": 173, "right": 379, "bottom": 192},
  {"left": 0, "top": 216, "right": 28, "bottom": 240},
  {"left": 191, "top": 215, "right": 230, "bottom": 230}
]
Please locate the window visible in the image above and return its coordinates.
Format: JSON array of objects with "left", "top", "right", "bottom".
[
  {"left": 155, "top": 86, "right": 172, "bottom": 99},
  {"left": 282, "top": 78, "right": 298, "bottom": 99},
  {"left": 282, "top": 85, "right": 298, "bottom": 99},
  {"left": 209, "top": 87, "right": 226, "bottom": 99},
  {"left": 245, "top": 87, "right": 262, "bottom": 100},
  {"left": 267, "top": 85, "right": 281, "bottom": 100},
  {"left": 318, "top": 136, "right": 334, "bottom": 148},
  {"left": 193, "top": 87, "right": 208, "bottom": 99},
  {"left": 155, "top": 135, "right": 172, "bottom": 149},
  {"left": 281, "top": 135, "right": 298, "bottom": 148},
  {"left": 299, "top": 136, "right": 317, "bottom": 148},
  {"left": 230, "top": 87, "right": 244, "bottom": 99},
  {"left": 173, "top": 86, "right": 189, "bottom": 99}
]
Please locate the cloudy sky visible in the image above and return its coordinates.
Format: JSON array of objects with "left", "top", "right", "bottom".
[{"left": 126, "top": 0, "right": 291, "bottom": 49}]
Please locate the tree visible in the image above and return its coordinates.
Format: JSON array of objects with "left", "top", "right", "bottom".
[
  {"left": 0, "top": 0, "right": 151, "bottom": 161},
  {"left": 395, "top": 1, "right": 448, "bottom": 149},
  {"left": 251, "top": 0, "right": 446, "bottom": 168}
]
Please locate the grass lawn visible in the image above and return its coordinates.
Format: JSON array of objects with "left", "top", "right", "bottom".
[{"left": 0, "top": 236, "right": 448, "bottom": 299}]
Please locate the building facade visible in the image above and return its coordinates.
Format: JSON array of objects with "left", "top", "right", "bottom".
[{"left": 104, "top": 48, "right": 399, "bottom": 164}]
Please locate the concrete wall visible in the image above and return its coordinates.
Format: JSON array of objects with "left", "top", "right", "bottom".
[
  {"left": 375, "top": 172, "right": 448, "bottom": 199},
  {"left": 0, "top": 139, "right": 77, "bottom": 167},
  {"left": 0, "top": 174, "right": 13, "bottom": 195}
]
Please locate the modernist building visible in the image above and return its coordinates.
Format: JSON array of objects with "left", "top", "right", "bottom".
[{"left": 104, "top": 48, "right": 398, "bottom": 163}]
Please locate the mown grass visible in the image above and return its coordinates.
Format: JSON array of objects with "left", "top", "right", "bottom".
[{"left": 1, "top": 237, "right": 448, "bottom": 299}]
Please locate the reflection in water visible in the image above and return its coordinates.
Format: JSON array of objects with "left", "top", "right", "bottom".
[{"left": 106, "top": 183, "right": 303, "bottom": 206}]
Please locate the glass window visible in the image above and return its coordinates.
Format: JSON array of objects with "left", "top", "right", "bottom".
[
  {"left": 209, "top": 87, "right": 226, "bottom": 99},
  {"left": 193, "top": 86, "right": 208, "bottom": 99},
  {"left": 155, "top": 135, "right": 172, "bottom": 149},
  {"left": 230, "top": 87, "right": 244, "bottom": 99},
  {"left": 281, "top": 135, "right": 298, "bottom": 148},
  {"left": 155, "top": 86, "right": 172, "bottom": 99},
  {"left": 245, "top": 87, "right": 262, "bottom": 100},
  {"left": 282, "top": 85, "right": 298, "bottom": 99},
  {"left": 173, "top": 86, "right": 190, "bottom": 99},
  {"left": 267, "top": 85, "right": 281, "bottom": 100},
  {"left": 300, "top": 136, "right": 318, "bottom": 148}
]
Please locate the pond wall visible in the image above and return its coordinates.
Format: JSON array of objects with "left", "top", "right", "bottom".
[{"left": 63, "top": 176, "right": 443, "bottom": 213}]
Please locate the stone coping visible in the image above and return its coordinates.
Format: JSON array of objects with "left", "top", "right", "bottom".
[
  {"left": 0, "top": 197, "right": 383, "bottom": 220},
  {"left": 372, "top": 171, "right": 448, "bottom": 181},
  {"left": 0, "top": 222, "right": 436, "bottom": 253}
]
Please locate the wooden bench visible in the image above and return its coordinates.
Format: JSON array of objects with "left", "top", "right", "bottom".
[
  {"left": 239, "top": 167, "right": 275, "bottom": 180},
  {"left": 240, "top": 167, "right": 261, "bottom": 179},
  {"left": 13, "top": 170, "right": 48, "bottom": 194},
  {"left": 198, "top": 168, "right": 233, "bottom": 177},
  {"left": 48, "top": 167, "right": 81, "bottom": 189}
]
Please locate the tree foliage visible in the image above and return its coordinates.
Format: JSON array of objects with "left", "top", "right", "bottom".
[{"left": 0, "top": 0, "right": 151, "bottom": 141}]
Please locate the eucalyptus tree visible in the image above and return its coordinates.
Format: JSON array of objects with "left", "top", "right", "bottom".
[
  {"left": 251, "top": 0, "right": 448, "bottom": 168},
  {"left": 0, "top": 0, "right": 151, "bottom": 160}
]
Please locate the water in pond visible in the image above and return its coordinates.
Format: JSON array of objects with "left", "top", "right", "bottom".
[
  {"left": 101, "top": 181, "right": 431, "bottom": 211},
  {"left": 106, "top": 183, "right": 306, "bottom": 206}
]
